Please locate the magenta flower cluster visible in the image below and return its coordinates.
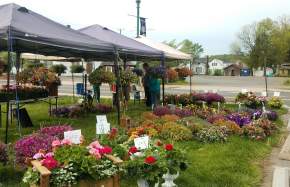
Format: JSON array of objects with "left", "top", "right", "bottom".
[
  {"left": 39, "top": 125, "right": 73, "bottom": 139},
  {"left": 0, "top": 141, "right": 8, "bottom": 164},
  {"left": 153, "top": 106, "right": 192, "bottom": 117}
]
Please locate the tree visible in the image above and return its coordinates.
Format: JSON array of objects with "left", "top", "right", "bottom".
[
  {"left": 70, "top": 64, "right": 85, "bottom": 99},
  {"left": 49, "top": 64, "right": 67, "bottom": 76},
  {"left": 179, "top": 39, "right": 204, "bottom": 58},
  {"left": 163, "top": 39, "right": 179, "bottom": 49}
]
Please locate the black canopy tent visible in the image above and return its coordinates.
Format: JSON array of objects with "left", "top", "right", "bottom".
[{"left": 0, "top": 3, "right": 164, "bottom": 143}]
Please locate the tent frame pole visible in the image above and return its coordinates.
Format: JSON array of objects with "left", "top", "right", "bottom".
[
  {"left": 5, "top": 26, "right": 12, "bottom": 144},
  {"left": 113, "top": 48, "right": 121, "bottom": 125},
  {"left": 161, "top": 53, "right": 165, "bottom": 105},
  {"left": 190, "top": 58, "right": 193, "bottom": 93}
]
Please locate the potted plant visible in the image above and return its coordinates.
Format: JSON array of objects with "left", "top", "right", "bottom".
[{"left": 22, "top": 138, "right": 123, "bottom": 187}]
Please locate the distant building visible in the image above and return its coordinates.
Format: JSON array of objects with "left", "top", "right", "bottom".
[
  {"left": 224, "top": 64, "right": 241, "bottom": 76},
  {"left": 278, "top": 63, "right": 290, "bottom": 77},
  {"left": 253, "top": 67, "right": 273, "bottom": 77},
  {"left": 191, "top": 58, "right": 207, "bottom": 75},
  {"left": 208, "top": 59, "right": 231, "bottom": 75}
]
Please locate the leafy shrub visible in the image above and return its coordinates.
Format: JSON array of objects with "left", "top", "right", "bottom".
[
  {"left": 39, "top": 125, "right": 73, "bottom": 139},
  {"left": 161, "top": 114, "right": 180, "bottom": 122},
  {"left": 251, "top": 118, "right": 276, "bottom": 136},
  {"left": 160, "top": 122, "right": 192, "bottom": 141},
  {"left": 95, "top": 103, "right": 113, "bottom": 114},
  {"left": 0, "top": 142, "right": 8, "bottom": 164},
  {"left": 213, "top": 69, "right": 223, "bottom": 76},
  {"left": 153, "top": 106, "right": 172, "bottom": 117},
  {"left": 166, "top": 68, "right": 178, "bottom": 82},
  {"left": 89, "top": 67, "right": 115, "bottom": 85},
  {"left": 242, "top": 125, "right": 266, "bottom": 140},
  {"left": 268, "top": 97, "right": 283, "bottom": 109},
  {"left": 142, "top": 112, "right": 159, "bottom": 121},
  {"left": 14, "top": 134, "right": 55, "bottom": 164},
  {"left": 196, "top": 126, "right": 228, "bottom": 143},
  {"left": 175, "top": 67, "right": 192, "bottom": 78},
  {"left": 213, "top": 119, "right": 242, "bottom": 134},
  {"left": 70, "top": 64, "right": 84, "bottom": 74},
  {"left": 120, "top": 69, "right": 138, "bottom": 86},
  {"left": 49, "top": 64, "right": 67, "bottom": 76}
]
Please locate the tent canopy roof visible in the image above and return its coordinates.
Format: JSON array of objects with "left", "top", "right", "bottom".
[
  {"left": 79, "top": 24, "right": 163, "bottom": 60},
  {"left": 0, "top": 3, "right": 115, "bottom": 60},
  {"left": 134, "top": 36, "right": 192, "bottom": 60}
]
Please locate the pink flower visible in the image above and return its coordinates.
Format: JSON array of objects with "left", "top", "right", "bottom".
[
  {"left": 45, "top": 152, "right": 54, "bottom": 158},
  {"left": 33, "top": 152, "right": 44, "bottom": 160},
  {"left": 101, "top": 146, "right": 112, "bottom": 154},
  {"left": 88, "top": 141, "right": 102, "bottom": 149},
  {"left": 52, "top": 140, "right": 61, "bottom": 147},
  {"left": 61, "top": 139, "right": 72, "bottom": 145},
  {"left": 89, "top": 148, "right": 102, "bottom": 159}
]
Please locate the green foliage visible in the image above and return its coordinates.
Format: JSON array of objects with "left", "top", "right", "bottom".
[
  {"left": 49, "top": 64, "right": 67, "bottom": 76},
  {"left": 22, "top": 167, "right": 40, "bottom": 185},
  {"left": 120, "top": 69, "right": 138, "bottom": 86},
  {"left": 196, "top": 126, "right": 228, "bottom": 143},
  {"left": 179, "top": 39, "right": 204, "bottom": 58},
  {"left": 50, "top": 163, "right": 78, "bottom": 186},
  {"left": 54, "top": 145, "right": 88, "bottom": 164},
  {"left": 160, "top": 122, "right": 192, "bottom": 141},
  {"left": 23, "top": 60, "right": 44, "bottom": 70},
  {"left": 267, "top": 97, "right": 283, "bottom": 109},
  {"left": 213, "top": 69, "right": 223, "bottom": 76},
  {"left": 70, "top": 64, "right": 85, "bottom": 74},
  {"left": 89, "top": 68, "right": 115, "bottom": 85}
]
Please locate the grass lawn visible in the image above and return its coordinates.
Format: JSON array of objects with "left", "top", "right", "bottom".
[
  {"left": 0, "top": 97, "right": 288, "bottom": 187},
  {"left": 165, "top": 79, "right": 188, "bottom": 85}
]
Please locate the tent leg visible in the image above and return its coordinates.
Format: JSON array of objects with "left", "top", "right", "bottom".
[
  {"left": 113, "top": 49, "right": 121, "bottom": 125},
  {"left": 161, "top": 54, "right": 165, "bottom": 105},
  {"left": 190, "top": 59, "right": 192, "bottom": 93}
]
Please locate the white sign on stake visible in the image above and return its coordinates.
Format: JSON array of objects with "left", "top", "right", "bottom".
[
  {"left": 261, "top": 92, "right": 267, "bottom": 97},
  {"left": 96, "top": 122, "right": 110, "bottom": 134},
  {"left": 96, "top": 115, "right": 108, "bottom": 124},
  {"left": 134, "top": 136, "right": 149, "bottom": 150},
  {"left": 274, "top": 92, "right": 280, "bottom": 97},
  {"left": 64, "top": 129, "right": 82, "bottom": 144}
]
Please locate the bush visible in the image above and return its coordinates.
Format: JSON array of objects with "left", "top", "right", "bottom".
[
  {"left": 14, "top": 134, "right": 55, "bottom": 164},
  {"left": 39, "top": 125, "right": 73, "bottom": 139},
  {"left": 70, "top": 64, "right": 84, "bottom": 74},
  {"left": 0, "top": 142, "right": 8, "bottom": 164},
  {"left": 160, "top": 122, "right": 192, "bottom": 141},
  {"left": 196, "top": 126, "right": 228, "bottom": 143},
  {"left": 213, "top": 69, "right": 223, "bottom": 76},
  {"left": 268, "top": 97, "right": 283, "bottom": 109},
  {"left": 242, "top": 125, "right": 266, "bottom": 140},
  {"left": 89, "top": 68, "right": 115, "bottom": 85},
  {"left": 49, "top": 64, "right": 67, "bottom": 76},
  {"left": 95, "top": 103, "right": 113, "bottom": 114},
  {"left": 175, "top": 67, "right": 192, "bottom": 78},
  {"left": 166, "top": 68, "right": 178, "bottom": 82},
  {"left": 213, "top": 119, "right": 241, "bottom": 135}
]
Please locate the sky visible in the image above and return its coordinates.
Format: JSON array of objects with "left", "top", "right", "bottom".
[{"left": 1, "top": 0, "right": 290, "bottom": 55}]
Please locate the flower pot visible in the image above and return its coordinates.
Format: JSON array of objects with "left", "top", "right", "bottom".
[
  {"left": 120, "top": 116, "right": 130, "bottom": 128},
  {"left": 161, "top": 171, "right": 179, "bottom": 187},
  {"left": 46, "top": 84, "right": 58, "bottom": 96}
]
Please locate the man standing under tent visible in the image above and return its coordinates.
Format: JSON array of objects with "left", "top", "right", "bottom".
[{"left": 142, "top": 63, "right": 151, "bottom": 107}]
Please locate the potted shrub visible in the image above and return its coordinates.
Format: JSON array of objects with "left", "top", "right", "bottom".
[
  {"left": 49, "top": 64, "right": 67, "bottom": 76},
  {"left": 22, "top": 139, "right": 123, "bottom": 187}
]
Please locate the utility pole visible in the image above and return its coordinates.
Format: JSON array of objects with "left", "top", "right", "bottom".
[
  {"left": 136, "top": 0, "right": 141, "bottom": 37},
  {"left": 263, "top": 51, "right": 268, "bottom": 96}
]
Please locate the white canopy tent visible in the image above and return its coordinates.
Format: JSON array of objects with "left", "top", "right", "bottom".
[{"left": 134, "top": 36, "right": 192, "bottom": 60}]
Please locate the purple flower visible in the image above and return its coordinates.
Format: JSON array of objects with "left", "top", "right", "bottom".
[
  {"left": 14, "top": 134, "right": 55, "bottom": 165},
  {"left": 153, "top": 106, "right": 172, "bottom": 116},
  {"left": 226, "top": 113, "right": 251, "bottom": 127},
  {"left": 173, "top": 108, "right": 193, "bottom": 117},
  {"left": 39, "top": 125, "right": 73, "bottom": 139}
]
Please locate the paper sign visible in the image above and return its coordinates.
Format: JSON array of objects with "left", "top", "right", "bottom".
[
  {"left": 274, "top": 92, "right": 280, "bottom": 97},
  {"left": 96, "top": 122, "right": 110, "bottom": 134},
  {"left": 241, "top": 89, "right": 248, "bottom": 93},
  {"left": 96, "top": 115, "right": 107, "bottom": 124},
  {"left": 64, "top": 129, "right": 82, "bottom": 144},
  {"left": 261, "top": 92, "right": 267, "bottom": 97},
  {"left": 134, "top": 136, "right": 149, "bottom": 150}
]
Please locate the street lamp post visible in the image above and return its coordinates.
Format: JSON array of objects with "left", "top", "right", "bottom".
[
  {"left": 263, "top": 52, "right": 268, "bottom": 96},
  {"left": 136, "top": 0, "right": 141, "bottom": 37}
]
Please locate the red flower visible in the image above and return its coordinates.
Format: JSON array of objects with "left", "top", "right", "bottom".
[
  {"left": 101, "top": 146, "right": 112, "bottom": 154},
  {"left": 165, "top": 144, "right": 173, "bottom": 151},
  {"left": 128, "top": 146, "right": 138, "bottom": 155},
  {"left": 144, "top": 156, "right": 156, "bottom": 165},
  {"left": 41, "top": 157, "right": 58, "bottom": 170}
]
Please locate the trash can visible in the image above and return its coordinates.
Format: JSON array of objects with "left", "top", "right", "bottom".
[{"left": 76, "top": 83, "right": 84, "bottom": 95}]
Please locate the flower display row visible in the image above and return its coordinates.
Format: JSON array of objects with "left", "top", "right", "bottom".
[
  {"left": 164, "top": 92, "right": 225, "bottom": 106},
  {"left": 0, "top": 85, "right": 48, "bottom": 102}
]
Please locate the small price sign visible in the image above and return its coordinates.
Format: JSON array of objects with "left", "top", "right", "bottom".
[
  {"left": 64, "top": 129, "right": 82, "bottom": 144},
  {"left": 96, "top": 115, "right": 110, "bottom": 134},
  {"left": 134, "top": 136, "right": 149, "bottom": 150}
]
